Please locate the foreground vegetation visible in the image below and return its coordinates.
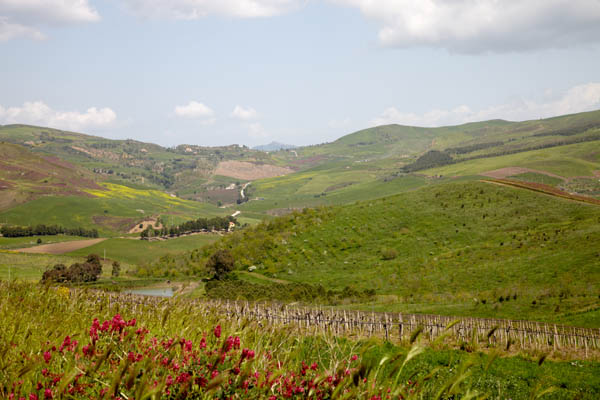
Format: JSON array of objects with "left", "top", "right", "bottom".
[{"left": 2, "top": 282, "right": 600, "bottom": 399}]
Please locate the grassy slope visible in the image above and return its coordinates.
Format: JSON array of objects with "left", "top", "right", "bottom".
[
  {"left": 0, "top": 142, "right": 100, "bottom": 210},
  {"left": 179, "top": 181, "right": 600, "bottom": 326},
  {"left": 425, "top": 141, "right": 600, "bottom": 178},
  {"left": 243, "top": 111, "right": 600, "bottom": 215}
]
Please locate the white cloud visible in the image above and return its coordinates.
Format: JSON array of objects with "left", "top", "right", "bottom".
[
  {"left": 0, "top": 0, "right": 99, "bottom": 41},
  {"left": 248, "top": 122, "right": 268, "bottom": 139},
  {"left": 231, "top": 105, "right": 258, "bottom": 120},
  {"left": 0, "top": 17, "right": 44, "bottom": 41},
  {"left": 0, "top": 101, "right": 116, "bottom": 131},
  {"left": 330, "top": 0, "right": 600, "bottom": 52},
  {"left": 371, "top": 82, "right": 600, "bottom": 127},
  {"left": 173, "top": 101, "right": 216, "bottom": 124},
  {"left": 122, "top": 0, "right": 303, "bottom": 19}
]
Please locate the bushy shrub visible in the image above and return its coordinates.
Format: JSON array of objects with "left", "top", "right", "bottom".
[
  {"left": 207, "top": 249, "right": 235, "bottom": 280},
  {"left": 381, "top": 248, "right": 398, "bottom": 260},
  {"left": 41, "top": 255, "right": 103, "bottom": 283}
]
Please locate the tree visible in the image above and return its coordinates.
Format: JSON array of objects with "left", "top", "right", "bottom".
[
  {"left": 111, "top": 261, "right": 121, "bottom": 277},
  {"left": 206, "top": 249, "right": 234, "bottom": 280}
]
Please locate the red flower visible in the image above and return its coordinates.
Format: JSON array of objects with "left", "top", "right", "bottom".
[
  {"left": 29, "top": 394, "right": 39, "bottom": 400},
  {"left": 43, "top": 389, "right": 52, "bottom": 399},
  {"left": 43, "top": 351, "right": 51, "bottom": 364},
  {"left": 214, "top": 325, "right": 221, "bottom": 338}
]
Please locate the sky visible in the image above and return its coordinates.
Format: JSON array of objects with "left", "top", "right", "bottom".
[{"left": 1, "top": 0, "right": 600, "bottom": 147}]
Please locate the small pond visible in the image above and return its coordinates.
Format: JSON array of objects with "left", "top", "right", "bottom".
[{"left": 126, "top": 287, "right": 174, "bottom": 297}]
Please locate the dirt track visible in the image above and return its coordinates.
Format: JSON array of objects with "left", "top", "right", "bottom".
[{"left": 14, "top": 238, "right": 107, "bottom": 255}]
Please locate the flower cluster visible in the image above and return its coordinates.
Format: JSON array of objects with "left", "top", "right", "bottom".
[{"left": 6, "top": 314, "right": 406, "bottom": 399}]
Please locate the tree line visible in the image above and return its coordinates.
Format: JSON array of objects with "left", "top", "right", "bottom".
[
  {"left": 0, "top": 224, "right": 99, "bottom": 238},
  {"left": 141, "top": 216, "right": 237, "bottom": 239}
]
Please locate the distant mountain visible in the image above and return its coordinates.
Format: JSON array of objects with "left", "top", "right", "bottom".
[{"left": 253, "top": 141, "right": 297, "bottom": 152}]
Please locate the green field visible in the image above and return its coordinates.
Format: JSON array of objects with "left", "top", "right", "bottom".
[
  {"left": 66, "top": 234, "right": 220, "bottom": 265},
  {"left": 0, "top": 235, "right": 89, "bottom": 250},
  {"left": 0, "top": 182, "right": 226, "bottom": 235},
  {"left": 0, "top": 234, "right": 221, "bottom": 282}
]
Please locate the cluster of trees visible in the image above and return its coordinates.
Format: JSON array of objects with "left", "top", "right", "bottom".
[
  {"left": 42, "top": 254, "right": 103, "bottom": 283},
  {"left": 141, "top": 216, "right": 237, "bottom": 239},
  {"left": 0, "top": 224, "right": 98, "bottom": 238},
  {"left": 402, "top": 150, "right": 454, "bottom": 172},
  {"left": 532, "top": 122, "right": 600, "bottom": 137},
  {"left": 205, "top": 278, "right": 376, "bottom": 304},
  {"left": 403, "top": 133, "right": 600, "bottom": 173},
  {"left": 446, "top": 141, "right": 504, "bottom": 155}
]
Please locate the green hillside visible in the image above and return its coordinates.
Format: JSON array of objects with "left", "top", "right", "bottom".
[
  {"left": 146, "top": 180, "right": 600, "bottom": 327},
  {"left": 239, "top": 110, "right": 600, "bottom": 214}
]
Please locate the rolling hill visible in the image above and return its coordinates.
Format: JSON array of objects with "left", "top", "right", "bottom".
[
  {"left": 144, "top": 180, "right": 600, "bottom": 327},
  {"left": 2, "top": 109, "right": 600, "bottom": 235}
]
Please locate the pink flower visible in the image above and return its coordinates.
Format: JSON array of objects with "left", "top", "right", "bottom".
[
  {"left": 43, "top": 389, "right": 52, "bottom": 399},
  {"left": 214, "top": 325, "right": 221, "bottom": 338},
  {"left": 29, "top": 394, "right": 39, "bottom": 400},
  {"left": 351, "top": 354, "right": 358, "bottom": 361},
  {"left": 59, "top": 336, "right": 70, "bottom": 352},
  {"left": 43, "top": 351, "right": 51, "bottom": 364},
  {"left": 233, "top": 336, "right": 241, "bottom": 349},
  {"left": 200, "top": 337, "right": 206, "bottom": 349},
  {"left": 225, "top": 336, "right": 234, "bottom": 352}
]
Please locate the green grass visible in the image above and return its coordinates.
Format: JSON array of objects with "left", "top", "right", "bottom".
[
  {"left": 66, "top": 234, "right": 220, "bottom": 265},
  {"left": 509, "top": 172, "right": 565, "bottom": 186},
  {"left": 159, "top": 180, "right": 600, "bottom": 326},
  {"left": 0, "top": 235, "right": 89, "bottom": 250}
]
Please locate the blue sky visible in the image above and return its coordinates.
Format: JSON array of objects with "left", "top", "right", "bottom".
[{"left": 1, "top": 0, "right": 600, "bottom": 147}]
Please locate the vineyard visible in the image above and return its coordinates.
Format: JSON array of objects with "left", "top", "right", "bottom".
[{"left": 97, "top": 292, "right": 600, "bottom": 358}]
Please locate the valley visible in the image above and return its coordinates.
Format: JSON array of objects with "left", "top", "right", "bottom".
[{"left": 2, "top": 110, "right": 600, "bottom": 398}]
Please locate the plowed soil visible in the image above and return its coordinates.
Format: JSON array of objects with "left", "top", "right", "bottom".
[
  {"left": 14, "top": 238, "right": 107, "bottom": 254},
  {"left": 214, "top": 161, "right": 293, "bottom": 180}
]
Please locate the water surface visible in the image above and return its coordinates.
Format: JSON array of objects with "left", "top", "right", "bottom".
[{"left": 126, "top": 287, "right": 173, "bottom": 297}]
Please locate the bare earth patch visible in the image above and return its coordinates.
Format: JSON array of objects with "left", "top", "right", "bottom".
[
  {"left": 14, "top": 238, "right": 107, "bottom": 254},
  {"left": 129, "top": 219, "right": 163, "bottom": 234},
  {"left": 214, "top": 161, "right": 293, "bottom": 180},
  {"left": 93, "top": 216, "right": 136, "bottom": 232},
  {"left": 480, "top": 167, "right": 565, "bottom": 180}
]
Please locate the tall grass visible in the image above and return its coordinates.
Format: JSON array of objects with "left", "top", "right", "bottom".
[{"left": 2, "top": 282, "right": 599, "bottom": 398}]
